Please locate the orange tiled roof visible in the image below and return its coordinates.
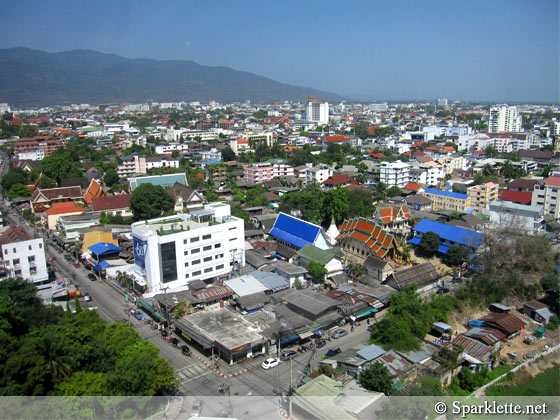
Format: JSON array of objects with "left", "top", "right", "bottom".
[
  {"left": 44, "top": 202, "right": 86, "bottom": 216},
  {"left": 83, "top": 179, "right": 103, "bottom": 205},
  {"left": 336, "top": 217, "right": 396, "bottom": 258}
]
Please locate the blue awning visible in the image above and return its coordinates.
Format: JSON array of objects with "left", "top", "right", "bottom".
[
  {"left": 355, "top": 307, "right": 378, "bottom": 318},
  {"left": 408, "top": 237, "right": 421, "bottom": 245},
  {"left": 93, "top": 260, "right": 110, "bottom": 272},
  {"left": 438, "top": 245, "right": 449, "bottom": 254}
]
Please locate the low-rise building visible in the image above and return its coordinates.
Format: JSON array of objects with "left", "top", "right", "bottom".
[
  {"left": 488, "top": 200, "right": 544, "bottom": 234},
  {"left": 0, "top": 226, "right": 48, "bottom": 284},
  {"left": 306, "top": 164, "right": 333, "bottom": 185},
  {"left": 380, "top": 160, "right": 410, "bottom": 187},
  {"left": 421, "top": 188, "right": 472, "bottom": 212},
  {"left": 532, "top": 176, "right": 560, "bottom": 220},
  {"left": 409, "top": 219, "right": 484, "bottom": 254}
]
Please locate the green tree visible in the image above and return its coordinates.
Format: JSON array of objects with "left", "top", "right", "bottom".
[
  {"left": 322, "top": 188, "right": 349, "bottom": 226},
  {"left": 103, "top": 168, "right": 119, "bottom": 188},
  {"left": 387, "top": 186, "right": 402, "bottom": 197},
  {"left": 40, "top": 152, "right": 82, "bottom": 183},
  {"left": 306, "top": 261, "right": 328, "bottom": 281},
  {"left": 130, "top": 183, "right": 175, "bottom": 221},
  {"left": 35, "top": 336, "right": 74, "bottom": 381},
  {"left": 294, "top": 278, "right": 304, "bottom": 289},
  {"left": 418, "top": 232, "right": 440, "bottom": 257},
  {"left": 445, "top": 245, "right": 469, "bottom": 266},
  {"left": 221, "top": 146, "right": 236, "bottom": 161},
  {"left": 1, "top": 170, "right": 27, "bottom": 191},
  {"left": 8, "top": 183, "right": 31, "bottom": 199},
  {"left": 360, "top": 362, "right": 393, "bottom": 395},
  {"left": 39, "top": 175, "right": 58, "bottom": 189},
  {"left": 408, "top": 376, "right": 445, "bottom": 396},
  {"left": 56, "top": 371, "right": 107, "bottom": 396},
  {"left": 99, "top": 211, "right": 111, "bottom": 224},
  {"left": 348, "top": 188, "right": 374, "bottom": 218}
]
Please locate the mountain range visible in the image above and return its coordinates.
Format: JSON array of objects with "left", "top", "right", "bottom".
[{"left": 0, "top": 47, "right": 344, "bottom": 107}]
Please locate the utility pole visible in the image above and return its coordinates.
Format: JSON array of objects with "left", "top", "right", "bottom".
[{"left": 289, "top": 357, "right": 293, "bottom": 395}]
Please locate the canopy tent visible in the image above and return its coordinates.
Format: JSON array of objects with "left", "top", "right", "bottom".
[{"left": 88, "top": 242, "right": 122, "bottom": 257}]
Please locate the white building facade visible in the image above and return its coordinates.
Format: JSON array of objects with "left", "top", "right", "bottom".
[
  {"left": 306, "top": 96, "right": 329, "bottom": 125},
  {"left": 131, "top": 204, "right": 245, "bottom": 295},
  {"left": 0, "top": 227, "right": 48, "bottom": 284},
  {"left": 489, "top": 106, "right": 523, "bottom": 133},
  {"left": 380, "top": 160, "right": 410, "bottom": 187}
]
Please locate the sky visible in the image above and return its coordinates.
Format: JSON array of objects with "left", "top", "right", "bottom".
[{"left": 1, "top": 0, "right": 558, "bottom": 103}]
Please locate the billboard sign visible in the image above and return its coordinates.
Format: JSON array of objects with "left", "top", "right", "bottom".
[{"left": 133, "top": 236, "right": 147, "bottom": 269}]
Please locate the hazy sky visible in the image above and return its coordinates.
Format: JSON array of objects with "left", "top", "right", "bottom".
[{"left": 1, "top": 0, "right": 558, "bottom": 102}]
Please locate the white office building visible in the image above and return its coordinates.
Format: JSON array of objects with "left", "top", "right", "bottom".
[
  {"left": 131, "top": 203, "right": 245, "bottom": 296},
  {"left": 0, "top": 226, "right": 48, "bottom": 284},
  {"left": 306, "top": 96, "right": 329, "bottom": 125},
  {"left": 305, "top": 165, "right": 334, "bottom": 185},
  {"left": 380, "top": 160, "right": 410, "bottom": 188},
  {"left": 532, "top": 176, "right": 560, "bottom": 220},
  {"left": 488, "top": 106, "right": 523, "bottom": 133}
]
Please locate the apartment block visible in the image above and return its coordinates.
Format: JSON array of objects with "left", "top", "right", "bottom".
[
  {"left": 380, "top": 160, "right": 410, "bottom": 188},
  {"left": 422, "top": 188, "right": 472, "bottom": 212},
  {"left": 467, "top": 182, "right": 499, "bottom": 208},
  {"left": 0, "top": 226, "right": 48, "bottom": 285},
  {"left": 243, "top": 161, "right": 294, "bottom": 184},
  {"left": 532, "top": 176, "right": 560, "bottom": 219}
]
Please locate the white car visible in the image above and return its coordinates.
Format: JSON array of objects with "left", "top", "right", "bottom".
[{"left": 261, "top": 357, "right": 281, "bottom": 370}]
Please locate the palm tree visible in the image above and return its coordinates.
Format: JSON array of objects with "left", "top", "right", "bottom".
[{"left": 36, "top": 336, "right": 74, "bottom": 381}]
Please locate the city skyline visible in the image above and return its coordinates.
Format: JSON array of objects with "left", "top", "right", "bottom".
[{"left": 0, "top": 0, "right": 558, "bottom": 103}]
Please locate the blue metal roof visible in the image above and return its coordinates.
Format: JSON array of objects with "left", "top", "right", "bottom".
[
  {"left": 269, "top": 213, "right": 321, "bottom": 249},
  {"left": 357, "top": 344, "right": 386, "bottom": 361},
  {"left": 424, "top": 188, "right": 469, "bottom": 200},
  {"left": 205, "top": 158, "right": 221, "bottom": 165},
  {"left": 408, "top": 237, "right": 421, "bottom": 245},
  {"left": 129, "top": 173, "right": 188, "bottom": 191},
  {"left": 438, "top": 245, "right": 450, "bottom": 254},
  {"left": 413, "top": 219, "right": 484, "bottom": 248},
  {"left": 252, "top": 271, "right": 288, "bottom": 290},
  {"left": 88, "top": 242, "right": 122, "bottom": 256}
]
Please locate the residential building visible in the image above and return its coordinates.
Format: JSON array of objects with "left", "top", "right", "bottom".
[
  {"left": 488, "top": 200, "right": 544, "bottom": 235},
  {"left": 531, "top": 176, "right": 560, "bottom": 219},
  {"left": 167, "top": 182, "right": 205, "bottom": 212},
  {"left": 130, "top": 203, "right": 245, "bottom": 295},
  {"left": 205, "top": 163, "right": 228, "bottom": 185},
  {"left": 240, "top": 131, "right": 274, "bottom": 149},
  {"left": 306, "top": 96, "right": 329, "bottom": 125},
  {"left": 384, "top": 262, "right": 441, "bottom": 293},
  {"left": 155, "top": 143, "right": 190, "bottom": 154},
  {"left": 362, "top": 255, "right": 393, "bottom": 282},
  {"left": 421, "top": 188, "right": 472, "bottom": 212},
  {"left": 306, "top": 165, "right": 333, "bottom": 185},
  {"left": 117, "top": 156, "right": 136, "bottom": 178},
  {"left": 379, "top": 160, "right": 410, "bottom": 188},
  {"left": 243, "top": 161, "right": 294, "bottom": 184},
  {"left": 91, "top": 194, "right": 133, "bottom": 217},
  {"left": 408, "top": 165, "right": 441, "bottom": 186},
  {"left": 488, "top": 106, "right": 522, "bottom": 133},
  {"left": 42, "top": 202, "right": 86, "bottom": 230},
  {"left": 134, "top": 155, "right": 179, "bottom": 173},
  {"left": 322, "top": 174, "right": 355, "bottom": 190},
  {"left": 405, "top": 194, "right": 433, "bottom": 211},
  {"left": 467, "top": 182, "right": 499, "bottom": 208},
  {"left": 0, "top": 226, "right": 48, "bottom": 284},
  {"left": 14, "top": 136, "right": 64, "bottom": 160},
  {"left": 200, "top": 148, "right": 222, "bottom": 162},
  {"left": 296, "top": 244, "right": 344, "bottom": 279}
]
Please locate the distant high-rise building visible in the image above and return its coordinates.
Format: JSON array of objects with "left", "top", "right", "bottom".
[
  {"left": 437, "top": 99, "right": 448, "bottom": 107},
  {"left": 306, "top": 96, "right": 329, "bottom": 125},
  {"left": 489, "top": 106, "right": 523, "bottom": 133}
]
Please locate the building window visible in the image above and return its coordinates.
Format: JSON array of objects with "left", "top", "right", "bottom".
[
  {"left": 28, "top": 256, "right": 35, "bottom": 263},
  {"left": 185, "top": 273, "right": 189, "bottom": 278},
  {"left": 216, "top": 253, "right": 224, "bottom": 259},
  {"left": 203, "top": 245, "right": 212, "bottom": 251},
  {"left": 159, "top": 242, "right": 178, "bottom": 283},
  {"left": 228, "top": 227, "right": 237, "bottom": 231},
  {"left": 204, "top": 256, "right": 212, "bottom": 262},
  {"left": 204, "top": 267, "right": 212, "bottom": 273},
  {"left": 30, "top": 267, "right": 37, "bottom": 274},
  {"left": 216, "top": 264, "right": 224, "bottom": 270},
  {"left": 184, "top": 262, "right": 189, "bottom": 267},
  {"left": 229, "top": 238, "right": 236, "bottom": 241},
  {"left": 183, "top": 239, "right": 188, "bottom": 244},
  {"left": 28, "top": 245, "right": 32, "bottom": 251},
  {"left": 192, "top": 259, "right": 201, "bottom": 265},
  {"left": 214, "top": 243, "right": 221, "bottom": 249},
  {"left": 184, "top": 250, "right": 189, "bottom": 256},
  {"left": 4, "top": 249, "right": 7, "bottom": 255},
  {"left": 13, "top": 259, "right": 20, "bottom": 266},
  {"left": 192, "top": 270, "right": 201, "bottom": 277},
  {"left": 12, "top": 248, "right": 15, "bottom": 253},
  {"left": 202, "top": 234, "right": 211, "bottom": 240},
  {"left": 191, "top": 248, "right": 200, "bottom": 254},
  {"left": 14, "top": 270, "right": 22, "bottom": 276},
  {"left": 191, "top": 237, "right": 200, "bottom": 243}
]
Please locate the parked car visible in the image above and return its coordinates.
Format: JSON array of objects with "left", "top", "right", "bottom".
[
  {"left": 325, "top": 347, "right": 341, "bottom": 357},
  {"left": 281, "top": 350, "right": 297, "bottom": 360},
  {"left": 191, "top": 400, "right": 203, "bottom": 417},
  {"left": 87, "top": 274, "right": 97, "bottom": 281},
  {"left": 261, "top": 357, "right": 281, "bottom": 370},
  {"left": 133, "top": 310, "right": 147, "bottom": 321},
  {"left": 84, "top": 294, "right": 91, "bottom": 302},
  {"left": 332, "top": 329, "right": 348, "bottom": 339}
]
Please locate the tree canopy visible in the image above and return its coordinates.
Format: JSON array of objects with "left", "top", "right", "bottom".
[
  {"left": 0, "top": 278, "right": 177, "bottom": 398},
  {"left": 418, "top": 231, "right": 440, "bottom": 257},
  {"left": 40, "top": 152, "right": 82, "bottom": 183},
  {"left": 103, "top": 168, "right": 119, "bottom": 188},
  {"left": 130, "top": 183, "right": 175, "bottom": 221},
  {"left": 359, "top": 362, "right": 393, "bottom": 395}
]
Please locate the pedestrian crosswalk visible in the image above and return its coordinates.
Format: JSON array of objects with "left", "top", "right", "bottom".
[{"left": 176, "top": 363, "right": 209, "bottom": 383}]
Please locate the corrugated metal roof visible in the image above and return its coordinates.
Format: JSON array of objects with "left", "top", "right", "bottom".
[
  {"left": 269, "top": 212, "right": 322, "bottom": 249},
  {"left": 357, "top": 344, "right": 386, "bottom": 361},
  {"left": 452, "top": 334, "right": 493, "bottom": 363},
  {"left": 413, "top": 219, "right": 484, "bottom": 248}
]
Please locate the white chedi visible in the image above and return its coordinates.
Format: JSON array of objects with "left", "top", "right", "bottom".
[{"left": 326, "top": 217, "right": 340, "bottom": 246}]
